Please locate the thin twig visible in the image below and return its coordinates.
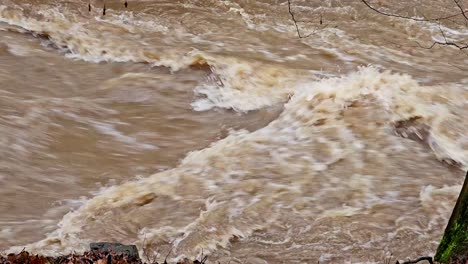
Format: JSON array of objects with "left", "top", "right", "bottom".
[
  {"left": 287, "top": 0, "right": 327, "bottom": 38},
  {"left": 287, "top": 0, "right": 304, "bottom": 38},
  {"left": 437, "top": 22, "right": 468, "bottom": 49},
  {"left": 453, "top": 0, "right": 468, "bottom": 21},
  {"left": 360, "top": 0, "right": 465, "bottom": 22},
  {"left": 361, "top": 0, "right": 468, "bottom": 51},
  {"left": 163, "top": 246, "right": 173, "bottom": 264}
]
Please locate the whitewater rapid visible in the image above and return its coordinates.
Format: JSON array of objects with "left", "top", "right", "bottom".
[{"left": 0, "top": 0, "right": 466, "bottom": 263}]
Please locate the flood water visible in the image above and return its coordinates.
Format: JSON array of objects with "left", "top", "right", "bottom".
[{"left": 0, "top": 0, "right": 467, "bottom": 263}]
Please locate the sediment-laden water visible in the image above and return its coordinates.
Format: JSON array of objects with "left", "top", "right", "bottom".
[{"left": 0, "top": 0, "right": 467, "bottom": 263}]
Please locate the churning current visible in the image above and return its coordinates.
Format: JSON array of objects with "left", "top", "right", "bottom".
[{"left": 0, "top": 0, "right": 467, "bottom": 263}]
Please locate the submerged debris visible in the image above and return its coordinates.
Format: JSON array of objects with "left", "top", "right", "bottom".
[
  {"left": 90, "top": 243, "right": 139, "bottom": 260},
  {"left": 0, "top": 242, "right": 465, "bottom": 264},
  {"left": 1, "top": 249, "right": 466, "bottom": 264},
  {"left": 0, "top": 243, "right": 208, "bottom": 264}
]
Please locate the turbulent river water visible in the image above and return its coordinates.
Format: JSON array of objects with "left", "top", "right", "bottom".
[{"left": 0, "top": 0, "right": 467, "bottom": 262}]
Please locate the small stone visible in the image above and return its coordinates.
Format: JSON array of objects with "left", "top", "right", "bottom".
[
  {"left": 90, "top": 242, "right": 139, "bottom": 260},
  {"left": 7, "top": 253, "right": 16, "bottom": 263},
  {"left": 17, "top": 251, "right": 29, "bottom": 263},
  {"left": 96, "top": 259, "right": 107, "bottom": 264},
  {"left": 177, "top": 258, "right": 193, "bottom": 264}
]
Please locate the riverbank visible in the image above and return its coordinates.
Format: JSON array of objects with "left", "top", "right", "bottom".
[
  {"left": 0, "top": 249, "right": 207, "bottom": 264},
  {"left": 1, "top": 250, "right": 466, "bottom": 264}
]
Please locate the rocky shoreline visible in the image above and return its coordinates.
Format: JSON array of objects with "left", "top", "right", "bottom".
[
  {"left": 1, "top": 242, "right": 466, "bottom": 264},
  {"left": 0, "top": 243, "right": 206, "bottom": 264}
]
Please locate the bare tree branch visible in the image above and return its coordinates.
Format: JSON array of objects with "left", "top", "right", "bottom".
[
  {"left": 287, "top": 0, "right": 307, "bottom": 38},
  {"left": 287, "top": 0, "right": 327, "bottom": 39},
  {"left": 361, "top": 0, "right": 468, "bottom": 51},
  {"left": 437, "top": 21, "right": 468, "bottom": 49},
  {"left": 453, "top": 0, "right": 468, "bottom": 21},
  {"left": 360, "top": 0, "right": 466, "bottom": 22},
  {"left": 88, "top": 0, "right": 127, "bottom": 15}
]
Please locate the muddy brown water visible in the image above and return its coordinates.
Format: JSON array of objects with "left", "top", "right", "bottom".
[{"left": 0, "top": 0, "right": 467, "bottom": 263}]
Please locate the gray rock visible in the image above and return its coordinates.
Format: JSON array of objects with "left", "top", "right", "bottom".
[{"left": 90, "top": 242, "right": 139, "bottom": 259}]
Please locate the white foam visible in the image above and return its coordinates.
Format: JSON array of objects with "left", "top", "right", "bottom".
[
  {"left": 89, "top": 121, "right": 158, "bottom": 150},
  {"left": 14, "top": 68, "right": 466, "bottom": 259}
]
